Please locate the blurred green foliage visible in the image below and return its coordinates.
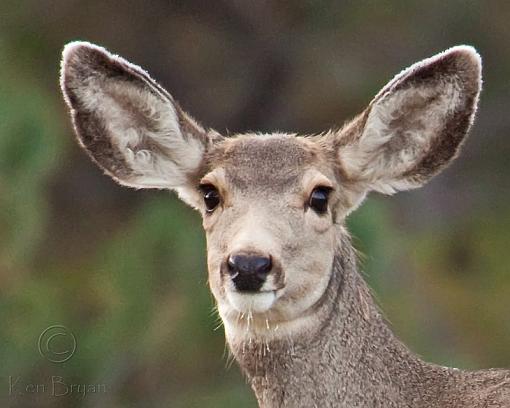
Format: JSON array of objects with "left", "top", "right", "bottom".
[
  {"left": 0, "top": 46, "right": 63, "bottom": 269},
  {"left": 0, "top": 1, "right": 509, "bottom": 407}
]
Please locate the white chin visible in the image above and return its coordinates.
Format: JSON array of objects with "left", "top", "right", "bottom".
[{"left": 226, "top": 290, "right": 276, "bottom": 314}]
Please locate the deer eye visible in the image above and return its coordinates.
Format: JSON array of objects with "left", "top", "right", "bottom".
[
  {"left": 308, "top": 187, "right": 332, "bottom": 215},
  {"left": 200, "top": 184, "right": 221, "bottom": 213}
]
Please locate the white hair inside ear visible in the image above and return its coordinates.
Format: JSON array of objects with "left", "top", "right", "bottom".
[{"left": 338, "top": 45, "right": 481, "bottom": 195}]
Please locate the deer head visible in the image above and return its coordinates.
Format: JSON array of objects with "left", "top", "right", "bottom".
[{"left": 60, "top": 42, "right": 481, "bottom": 344}]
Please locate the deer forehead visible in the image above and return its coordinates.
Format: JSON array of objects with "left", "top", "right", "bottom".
[{"left": 204, "top": 134, "right": 335, "bottom": 195}]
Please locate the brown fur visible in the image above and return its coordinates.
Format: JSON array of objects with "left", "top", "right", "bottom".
[
  {"left": 60, "top": 42, "right": 509, "bottom": 407},
  {"left": 231, "top": 235, "right": 510, "bottom": 407}
]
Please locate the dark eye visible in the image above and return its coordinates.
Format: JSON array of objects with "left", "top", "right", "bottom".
[
  {"left": 308, "top": 187, "right": 332, "bottom": 215},
  {"left": 200, "top": 184, "right": 221, "bottom": 213}
]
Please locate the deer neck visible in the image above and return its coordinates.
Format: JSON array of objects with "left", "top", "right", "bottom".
[{"left": 225, "top": 235, "right": 450, "bottom": 408}]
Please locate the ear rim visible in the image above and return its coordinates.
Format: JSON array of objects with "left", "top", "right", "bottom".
[
  {"left": 60, "top": 41, "right": 175, "bottom": 117},
  {"left": 336, "top": 45, "right": 482, "bottom": 195},
  {"left": 60, "top": 41, "right": 216, "bottom": 193},
  {"left": 390, "top": 45, "right": 482, "bottom": 191},
  {"left": 372, "top": 45, "right": 482, "bottom": 108}
]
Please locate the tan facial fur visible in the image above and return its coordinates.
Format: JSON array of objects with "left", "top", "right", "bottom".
[{"left": 202, "top": 135, "right": 340, "bottom": 339}]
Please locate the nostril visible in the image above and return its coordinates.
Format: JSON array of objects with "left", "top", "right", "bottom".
[
  {"left": 227, "top": 255, "right": 237, "bottom": 272},
  {"left": 253, "top": 256, "right": 272, "bottom": 275},
  {"left": 227, "top": 254, "right": 272, "bottom": 275}
]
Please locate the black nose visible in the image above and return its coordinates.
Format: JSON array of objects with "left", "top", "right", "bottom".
[{"left": 227, "top": 253, "right": 272, "bottom": 292}]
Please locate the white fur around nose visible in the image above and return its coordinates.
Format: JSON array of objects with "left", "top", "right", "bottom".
[
  {"left": 228, "top": 209, "right": 277, "bottom": 256},
  {"left": 226, "top": 290, "right": 276, "bottom": 314}
]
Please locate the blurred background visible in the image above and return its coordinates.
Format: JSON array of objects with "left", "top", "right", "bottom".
[{"left": 1, "top": 1, "right": 509, "bottom": 407}]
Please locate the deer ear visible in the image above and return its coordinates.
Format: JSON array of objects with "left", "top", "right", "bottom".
[
  {"left": 60, "top": 41, "right": 219, "bottom": 207},
  {"left": 334, "top": 46, "right": 482, "bottom": 196}
]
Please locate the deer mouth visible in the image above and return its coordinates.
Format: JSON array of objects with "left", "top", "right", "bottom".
[
  {"left": 226, "top": 289, "right": 278, "bottom": 314},
  {"left": 224, "top": 273, "right": 285, "bottom": 313},
  {"left": 219, "top": 257, "right": 285, "bottom": 315}
]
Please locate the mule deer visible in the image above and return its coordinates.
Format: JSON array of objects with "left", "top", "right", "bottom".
[{"left": 60, "top": 42, "right": 509, "bottom": 407}]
